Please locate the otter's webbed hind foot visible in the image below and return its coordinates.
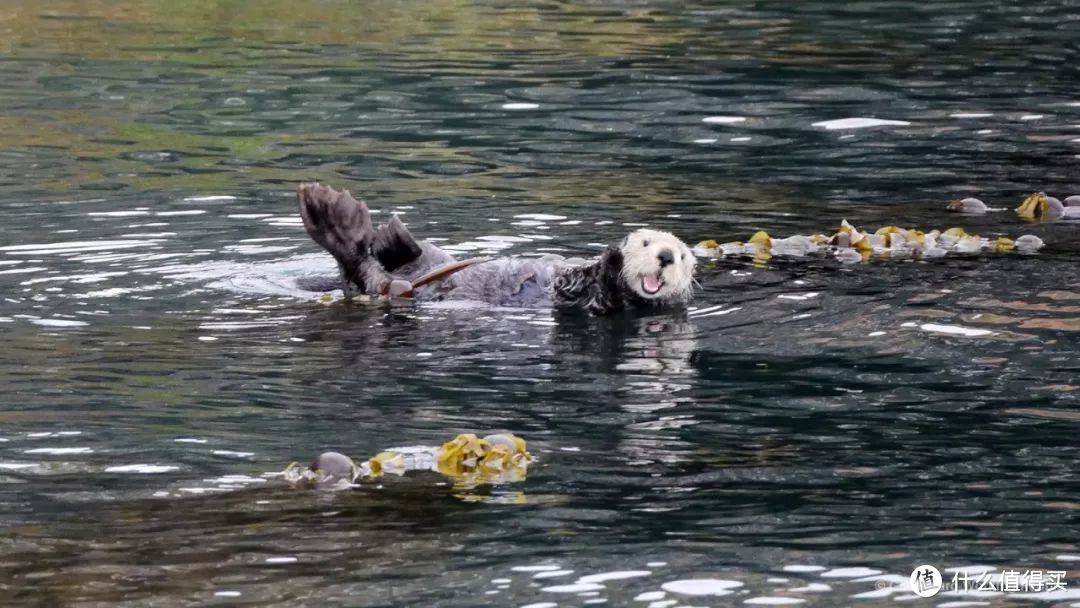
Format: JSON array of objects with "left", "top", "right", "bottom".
[
  {"left": 372, "top": 215, "right": 423, "bottom": 272},
  {"left": 297, "top": 182, "right": 393, "bottom": 295}
]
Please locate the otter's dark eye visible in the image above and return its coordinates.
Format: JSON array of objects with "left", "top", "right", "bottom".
[
  {"left": 643, "top": 239, "right": 650, "bottom": 247},
  {"left": 681, "top": 253, "right": 686, "bottom": 260}
]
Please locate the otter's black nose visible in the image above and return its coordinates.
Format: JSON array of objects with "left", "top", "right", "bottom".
[{"left": 657, "top": 248, "right": 674, "bottom": 267}]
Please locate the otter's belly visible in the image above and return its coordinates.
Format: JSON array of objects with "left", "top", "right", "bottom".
[{"left": 420, "top": 255, "right": 574, "bottom": 307}]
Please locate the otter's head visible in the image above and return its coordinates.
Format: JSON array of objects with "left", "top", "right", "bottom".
[{"left": 618, "top": 228, "right": 696, "bottom": 304}]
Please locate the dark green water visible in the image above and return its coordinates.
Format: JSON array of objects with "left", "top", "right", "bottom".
[{"left": 1, "top": 1, "right": 1078, "bottom": 606}]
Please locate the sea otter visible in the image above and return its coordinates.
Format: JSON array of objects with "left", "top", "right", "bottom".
[{"left": 297, "top": 182, "right": 696, "bottom": 315}]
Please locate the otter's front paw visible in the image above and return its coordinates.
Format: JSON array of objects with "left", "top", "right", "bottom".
[
  {"left": 587, "top": 246, "right": 626, "bottom": 315},
  {"left": 600, "top": 246, "right": 624, "bottom": 271}
]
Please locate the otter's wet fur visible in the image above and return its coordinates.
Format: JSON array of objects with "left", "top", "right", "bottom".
[{"left": 297, "top": 183, "right": 696, "bottom": 315}]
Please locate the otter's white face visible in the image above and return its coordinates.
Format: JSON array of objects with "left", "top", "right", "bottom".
[{"left": 619, "top": 228, "right": 696, "bottom": 303}]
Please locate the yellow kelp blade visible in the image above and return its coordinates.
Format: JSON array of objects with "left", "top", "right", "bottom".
[
  {"left": 436, "top": 433, "right": 533, "bottom": 483},
  {"left": 906, "top": 229, "right": 926, "bottom": 247},
  {"left": 832, "top": 219, "right": 873, "bottom": 251},
  {"left": 437, "top": 433, "right": 490, "bottom": 476},
  {"left": 747, "top": 231, "right": 772, "bottom": 248},
  {"left": 830, "top": 230, "right": 872, "bottom": 252},
  {"left": 365, "top": 451, "right": 407, "bottom": 478},
  {"left": 1014, "top": 192, "right": 1037, "bottom": 217},
  {"left": 483, "top": 433, "right": 529, "bottom": 456},
  {"left": 874, "top": 226, "right": 906, "bottom": 235},
  {"left": 479, "top": 445, "right": 514, "bottom": 472},
  {"left": 873, "top": 226, "right": 907, "bottom": 248},
  {"left": 1015, "top": 192, "right": 1046, "bottom": 219},
  {"left": 994, "top": 237, "right": 1016, "bottom": 253}
]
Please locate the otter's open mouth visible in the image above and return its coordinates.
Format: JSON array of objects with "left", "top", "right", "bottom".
[{"left": 641, "top": 273, "right": 664, "bottom": 295}]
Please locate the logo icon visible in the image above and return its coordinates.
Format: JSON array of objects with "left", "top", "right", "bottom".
[{"left": 910, "top": 565, "right": 943, "bottom": 597}]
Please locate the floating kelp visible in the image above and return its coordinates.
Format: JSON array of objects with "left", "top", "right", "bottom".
[
  {"left": 282, "top": 432, "right": 532, "bottom": 490},
  {"left": 694, "top": 219, "right": 1044, "bottom": 264},
  {"left": 946, "top": 197, "right": 994, "bottom": 214},
  {"left": 1015, "top": 192, "right": 1080, "bottom": 221},
  {"left": 946, "top": 192, "right": 1080, "bottom": 219}
]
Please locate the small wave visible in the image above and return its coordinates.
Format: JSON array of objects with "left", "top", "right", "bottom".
[{"left": 812, "top": 117, "right": 911, "bottom": 130}]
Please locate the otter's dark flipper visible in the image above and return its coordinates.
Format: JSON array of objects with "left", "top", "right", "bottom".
[
  {"left": 297, "top": 182, "right": 391, "bottom": 296},
  {"left": 298, "top": 182, "right": 373, "bottom": 260},
  {"left": 372, "top": 215, "right": 423, "bottom": 272}
]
